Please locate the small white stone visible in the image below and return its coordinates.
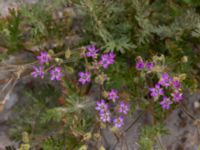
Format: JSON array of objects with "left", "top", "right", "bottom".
[
  {"left": 4, "top": 93, "right": 18, "bottom": 110},
  {"left": 194, "top": 101, "right": 200, "bottom": 109}
]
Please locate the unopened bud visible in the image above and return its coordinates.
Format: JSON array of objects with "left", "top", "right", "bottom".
[{"left": 181, "top": 56, "right": 188, "bottom": 63}]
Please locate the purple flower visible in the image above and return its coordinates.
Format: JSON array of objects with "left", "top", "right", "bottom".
[
  {"left": 149, "top": 84, "right": 164, "bottom": 97},
  {"left": 78, "top": 72, "right": 91, "bottom": 85},
  {"left": 96, "top": 100, "right": 108, "bottom": 113},
  {"left": 172, "top": 91, "right": 183, "bottom": 102},
  {"left": 136, "top": 59, "right": 145, "bottom": 70},
  {"left": 86, "top": 44, "right": 99, "bottom": 58},
  {"left": 113, "top": 116, "right": 124, "bottom": 128},
  {"left": 146, "top": 62, "right": 154, "bottom": 71},
  {"left": 108, "top": 89, "right": 119, "bottom": 102},
  {"left": 172, "top": 80, "right": 182, "bottom": 90},
  {"left": 159, "top": 73, "right": 172, "bottom": 87},
  {"left": 118, "top": 101, "right": 129, "bottom": 115},
  {"left": 160, "top": 96, "right": 173, "bottom": 109},
  {"left": 37, "top": 51, "right": 51, "bottom": 64},
  {"left": 31, "top": 66, "right": 45, "bottom": 78},
  {"left": 50, "top": 67, "right": 63, "bottom": 81},
  {"left": 99, "top": 52, "right": 115, "bottom": 69},
  {"left": 100, "top": 111, "right": 111, "bottom": 123}
]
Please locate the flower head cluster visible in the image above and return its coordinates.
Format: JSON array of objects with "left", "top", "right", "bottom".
[
  {"left": 96, "top": 100, "right": 110, "bottom": 123},
  {"left": 85, "top": 44, "right": 99, "bottom": 58},
  {"left": 31, "top": 51, "right": 63, "bottom": 81},
  {"left": 96, "top": 89, "right": 129, "bottom": 128},
  {"left": 135, "top": 57, "right": 154, "bottom": 71},
  {"left": 80, "top": 46, "right": 120, "bottom": 127},
  {"left": 78, "top": 45, "right": 116, "bottom": 85},
  {"left": 149, "top": 73, "right": 183, "bottom": 109}
]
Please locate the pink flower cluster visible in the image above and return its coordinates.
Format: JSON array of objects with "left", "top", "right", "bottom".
[
  {"left": 78, "top": 44, "right": 116, "bottom": 85},
  {"left": 135, "top": 57, "right": 154, "bottom": 71},
  {"left": 31, "top": 51, "right": 63, "bottom": 81},
  {"left": 95, "top": 89, "right": 129, "bottom": 128},
  {"left": 79, "top": 45, "right": 124, "bottom": 127},
  {"left": 149, "top": 73, "right": 183, "bottom": 109}
]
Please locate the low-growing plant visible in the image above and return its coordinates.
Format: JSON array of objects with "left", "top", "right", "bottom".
[{"left": 1, "top": 0, "right": 200, "bottom": 149}]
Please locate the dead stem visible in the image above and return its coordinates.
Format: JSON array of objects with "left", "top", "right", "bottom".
[
  {"left": 124, "top": 111, "right": 145, "bottom": 132},
  {"left": 179, "top": 103, "right": 200, "bottom": 139},
  {"left": 179, "top": 103, "right": 195, "bottom": 120},
  {"left": 125, "top": 139, "right": 129, "bottom": 150},
  {"left": 156, "top": 134, "right": 166, "bottom": 150}
]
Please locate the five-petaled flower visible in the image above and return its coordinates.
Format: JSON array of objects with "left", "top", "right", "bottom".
[
  {"left": 86, "top": 44, "right": 99, "bottom": 58},
  {"left": 50, "top": 67, "right": 63, "bottom": 81},
  {"left": 31, "top": 66, "right": 45, "bottom": 78},
  {"left": 37, "top": 51, "right": 51, "bottom": 64},
  {"left": 149, "top": 84, "right": 164, "bottom": 97},
  {"left": 172, "top": 91, "right": 183, "bottom": 102},
  {"left": 118, "top": 101, "right": 129, "bottom": 115},
  {"left": 78, "top": 71, "right": 91, "bottom": 85},
  {"left": 99, "top": 52, "right": 115, "bottom": 69},
  {"left": 172, "top": 79, "right": 182, "bottom": 90},
  {"left": 160, "top": 96, "right": 173, "bottom": 109},
  {"left": 108, "top": 89, "right": 119, "bottom": 102},
  {"left": 96, "top": 99, "right": 108, "bottom": 113},
  {"left": 113, "top": 116, "right": 124, "bottom": 128},
  {"left": 159, "top": 73, "right": 172, "bottom": 87}
]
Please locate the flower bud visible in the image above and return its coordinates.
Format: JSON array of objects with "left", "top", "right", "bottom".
[
  {"left": 83, "top": 132, "right": 92, "bottom": 141},
  {"left": 48, "top": 49, "right": 54, "bottom": 55},
  {"left": 94, "top": 133, "right": 101, "bottom": 140},
  {"left": 152, "top": 54, "right": 165, "bottom": 62},
  {"left": 178, "top": 74, "right": 187, "bottom": 81},
  {"left": 65, "top": 48, "right": 71, "bottom": 59},
  {"left": 22, "top": 132, "right": 29, "bottom": 143},
  {"left": 102, "top": 91, "right": 108, "bottom": 98},
  {"left": 99, "top": 146, "right": 106, "bottom": 150},
  {"left": 95, "top": 73, "right": 108, "bottom": 85},
  {"left": 55, "top": 58, "right": 64, "bottom": 64},
  {"left": 79, "top": 145, "right": 87, "bottom": 150},
  {"left": 181, "top": 56, "right": 188, "bottom": 63}
]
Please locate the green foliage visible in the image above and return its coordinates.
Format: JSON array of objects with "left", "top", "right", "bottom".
[
  {"left": 0, "top": 0, "right": 76, "bottom": 56},
  {"left": 10, "top": 78, "right": 95, "bottom": 149},
  {"left": 139, "top": 124, "right": 168, "bottom": 150},
  {"left": 3, "top": 0, "right": 200, "bottom": 149},
  {"left": 41, "top": 137, "right": 66, "bottom": 150},
  {"left": 78, "top": 0, "right": 136, "bottom": 53},
  {"left": 78, "top": 0, "right": 200, "bottom": 58},
  {"left": 0, "top": 10, "right": 22, "bottom": 53},
  {"left": 9, "top": 83, "right": 61, "bottom": 141},
  {"left": 18, "top": 132, "right": 30, "bottom": 150}
]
